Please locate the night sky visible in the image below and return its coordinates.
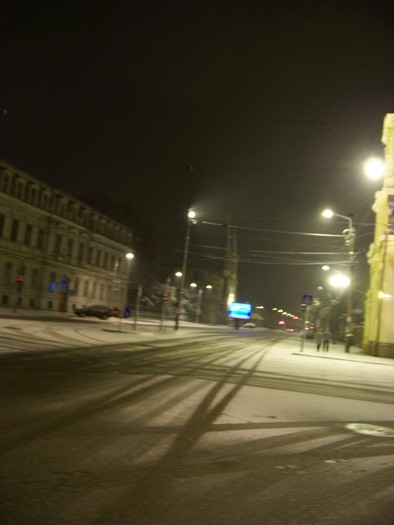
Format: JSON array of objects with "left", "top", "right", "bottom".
[{"left": 1, "top": 0, "right": 394, "bottom": 311}]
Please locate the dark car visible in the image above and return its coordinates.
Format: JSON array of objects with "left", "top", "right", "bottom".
[
  {"left": 305, "top": 328, "right": 315, "bottom": 339},
  {"left": 73, "top": 304, "right": 120, "bottom": 320}
]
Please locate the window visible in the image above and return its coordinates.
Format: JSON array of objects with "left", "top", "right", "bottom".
[
  {"left": 55, "top": 234, "right": 62, "bottom": 255},
  {"left": 67, "top": 238, "right": 74, "bottom": 258},
  {"left": 84, "top": 280, "right": 89, "bottom": 297},
  {"left": 11, "top": 219, "right": 19, "bottom": 242},
  {"left": 88, "top": 247, "right": 94, "bottom": 265},
  {"left": 10, "top": 175, "right": 17, "bottom": 195},
  {"left": 49, "top": 272, "right": 56, "bottom": 292},
  {"left": 3, "top": 262, "right": 12, "bottom": 287},
  {"left": 95, "top": 250, "right": 101, "bottom": 267},
  {"left": 1, "top": 175, "right": 10, "bottom": 193},
  {"left": 17, "top": 182, "right": 24, "bottom": 199},
  {"left": 24, "top": 224, "right": 33, "bottom": 246},
  {"left": 30, "top": 187, "right": 37, "bottom": 205},
  {"left": 31, "top": 268, "right": 39, "bottom": 290},
  {"left": 78, "top": 243, "right": 85, "bottom": 263},
  {"left": 74, "top": 277, "right": 80, "bottom": 295},
  {"left": 37, "top": 228, "right": 45, "bottom": 250}
]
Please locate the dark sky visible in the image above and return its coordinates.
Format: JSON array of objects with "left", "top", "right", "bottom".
[{"left": 1, "top": 0, "right": 393, "bottom": 311}]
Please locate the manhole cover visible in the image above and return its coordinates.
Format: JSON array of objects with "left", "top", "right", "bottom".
[{"left": 345, "top": 423, "right": 394, "bottom": 437}]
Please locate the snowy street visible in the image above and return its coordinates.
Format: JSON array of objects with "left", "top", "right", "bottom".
[{"left": 1, "top": 313, "right": 393, "bottom": 524}]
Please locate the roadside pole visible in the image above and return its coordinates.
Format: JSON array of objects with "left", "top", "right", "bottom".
[
  {"left": 159, "top": 278, "right": 170, "bottom": 332},
  {"left": 133, "top": 284, "right": 142, "bottom": 330},
  {"left": 300, "top": 303, "right": 309, "bottom": 352}
]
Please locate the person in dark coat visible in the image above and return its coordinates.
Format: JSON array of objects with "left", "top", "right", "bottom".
[{"left": 323, "top": 329, "right": 332, "bottom": 351}]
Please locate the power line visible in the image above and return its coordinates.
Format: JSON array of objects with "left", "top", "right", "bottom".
[{"left": 201, "top": 220, "right": 345, "bottom": 237}]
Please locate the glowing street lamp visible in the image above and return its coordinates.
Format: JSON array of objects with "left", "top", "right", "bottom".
[
  {"left": 125, "top": 251, "right": 135, "bottom": 296},
  {"left": 322, "top": 208, "right": 355, "bottom": 349},
  {"left": 364, "top": 157, "right": 385, "bottom": 181},
  {"left": 175, "top": 209, "right": 197, "bottom": 330},
  {"left": 329, "top": 272, "right": 350, "bottom": 289}
]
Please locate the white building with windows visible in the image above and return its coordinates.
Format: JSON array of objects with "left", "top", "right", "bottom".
[{"left": 0, "top": 160, "right": 134, "bottom": 312}]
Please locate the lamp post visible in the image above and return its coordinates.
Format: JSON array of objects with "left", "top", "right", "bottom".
[
  {"left": 322, "top": 209, "right": 355, "bottom": 351},
  {"left": 190, "top": 283, "right": 212, "bottom": 323},
  {"left": 125, "top": 251, "right": 134, "bottom": 304},
  {"left": 175, "top": 210, "right": 197, "bottom": 330}
]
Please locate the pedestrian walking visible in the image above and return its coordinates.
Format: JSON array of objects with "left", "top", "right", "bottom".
[
  {"left": 323, "top": 328, "right": 332, "bottom": 351},
  {"left": 315, "top": 329, "right": 323, "bottom": 351}
]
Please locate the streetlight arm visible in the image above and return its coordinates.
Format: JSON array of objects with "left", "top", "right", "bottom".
[{"left": 332, "top": 212, "right": 353, "bottom": 228}]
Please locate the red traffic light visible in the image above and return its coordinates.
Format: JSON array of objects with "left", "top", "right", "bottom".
[
  {"left": 17, "top": 276, "right": 24, "bottom": 283},
  {"left": 162, "top": 294, "right": 169, "bottom": 302}
]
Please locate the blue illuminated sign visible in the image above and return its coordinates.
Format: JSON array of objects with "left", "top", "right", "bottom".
[{"left": 228, "top": 302, "right": 252, "bottom": 320}]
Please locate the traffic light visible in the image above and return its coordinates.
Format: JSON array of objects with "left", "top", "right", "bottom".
[
  {"left": 16, "top": 276, "right": 24, "bottom": 290},
  {"left": 162, "top": 294, "right": 169, "bottom": 302}
]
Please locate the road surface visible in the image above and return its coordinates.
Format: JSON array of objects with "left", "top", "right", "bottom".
[{"left": 1, "top": 319, "right": 393, "bottom": 524}]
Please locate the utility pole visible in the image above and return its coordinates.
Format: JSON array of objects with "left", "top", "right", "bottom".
[{"left": 133, "top": 284, "right": 142, "bottom": 330}]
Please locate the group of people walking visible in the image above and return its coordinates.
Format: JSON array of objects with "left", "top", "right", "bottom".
[{"left": 315, "top": 328, "right": 332, "bottom": 351}]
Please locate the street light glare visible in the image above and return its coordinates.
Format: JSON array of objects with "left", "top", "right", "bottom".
[
  {"left": 188, "top": 210, "right": 196, "bottom": 219},
  {"left": 322, "top": 265, "right": 330, "bottom": 271},
  {"left": 364, "top": 157, "right": 385, "bottom": 180},
  {"left": 322, "top": 209, "right": 334, "bottom": 219},
  {"left": 125, "top": 252, "right": 134, "bottom": 259},
  {"left": 329, "top": 273, "right": 350, "bottom": 289}
]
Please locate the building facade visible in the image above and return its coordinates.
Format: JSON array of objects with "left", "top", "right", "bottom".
[
  {"left": 0, "top": 160, "right": 133, "bottom": 313},
  {"left": 363, "top": 114, "right": 394, "bottom": 358}
]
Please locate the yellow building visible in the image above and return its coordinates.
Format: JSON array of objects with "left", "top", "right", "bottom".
[
  {"left": 363, "top": 114, "right": 394, "bottom": 358},
  {"left": 0, "top": 160, "right": 134, "bottom": 313}
]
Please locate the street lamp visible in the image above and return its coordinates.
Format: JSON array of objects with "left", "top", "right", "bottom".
[
  {"left": 322, "top": 209, "right": 355, "bottom": 351},
  {"left": 189, "top": 283, "right": 213, "bottom": 323},
  {"left": 364, "top": 157, "right": 385, "bottom": 181},
  {"left": 175, "top": 209, "right": 197, "bottom": 329},
  {"left": 329, "top": 271, "right": 351, "bottom": 289},
  {"left": 124, "top": 251, "right": 135, "bottom": 301}
]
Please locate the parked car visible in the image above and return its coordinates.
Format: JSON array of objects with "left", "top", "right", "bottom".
[
  {"left": 73, "top": 304, "right": 120, "bottom": 320},
  {"left": 243, "top": 322, "right": 256, "bottom": 328},
  {"left": 305, "top": 328, "right": 315, "bottom": 339}
]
